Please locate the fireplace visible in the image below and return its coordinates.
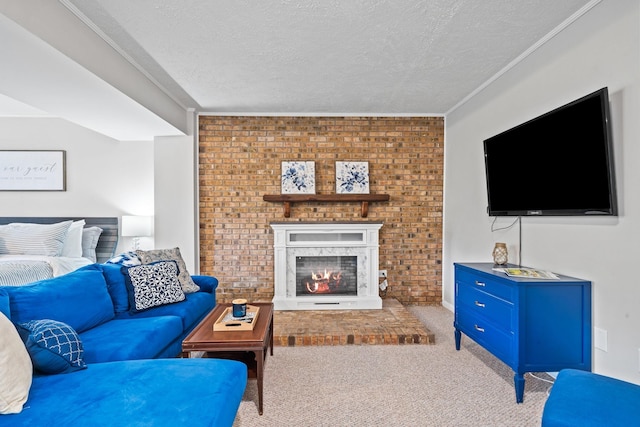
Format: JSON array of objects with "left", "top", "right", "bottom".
[
  {"left": 271, "top": 222, "right": 383, "bottom": 310},
  {"left": 296, "top": 256, "right": 358, "bottom": 296}
]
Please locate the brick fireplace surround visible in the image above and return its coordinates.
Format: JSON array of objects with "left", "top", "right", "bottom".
[{"left": 198, "top": 116, "right": 444, "bottom": 307}]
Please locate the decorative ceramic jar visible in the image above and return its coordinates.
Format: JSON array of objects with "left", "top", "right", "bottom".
[{"left": 492, "top": 243, "right": 508, "bottom": 265}]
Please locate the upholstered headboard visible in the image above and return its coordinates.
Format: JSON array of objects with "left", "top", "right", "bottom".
[{"left": 0, "top": 217, "right": 118, "bottom": 263}]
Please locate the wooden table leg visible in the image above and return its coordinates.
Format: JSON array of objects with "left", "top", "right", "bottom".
[
  {"left": 256, "top": 349, "right": 264, "bottom": 415},
  {"left": 269, "top": 315, "right": 274, "bottom": 356}
]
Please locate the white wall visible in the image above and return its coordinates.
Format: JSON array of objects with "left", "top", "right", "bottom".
[
  {"left": 154, "top": 133, "right": 198, "bottom": 272},
  {"left": 444, "top": 0, "right": 640, "bottom": 383},
  {"left": 0, "top": 117, "right": 155, "bottom": 254},
  {"left": 0, "top": 2, "right": 188, "bottom": 139},
  {"left": 0, "top": 115, "right": 201, "bottom": 271}
]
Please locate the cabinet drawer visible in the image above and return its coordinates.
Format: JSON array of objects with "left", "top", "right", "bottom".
[
  {"left": 456, "top": 307, "right": 514, "bottom": 365},
  {"left": 457, "top": 284, "right": 513, "bottom": 328},
  {"left": 456, "top": 268, "right": 513, "bottom": 302}
]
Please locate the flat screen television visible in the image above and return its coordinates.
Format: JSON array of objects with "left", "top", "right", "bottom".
[{"left": 483, "top": 87, "right": 617, "bottom": 216}]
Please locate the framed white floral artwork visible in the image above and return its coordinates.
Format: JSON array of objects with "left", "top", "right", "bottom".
[
  {"left": 336, "top": 161, "right": 369, "bottom": 194},
  {"left": 281, "top": 161, "right": 316, "bottom": 194}
]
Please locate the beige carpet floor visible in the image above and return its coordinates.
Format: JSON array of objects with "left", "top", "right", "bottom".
[{"left": 232, "top": 305, "right": 553, "bottom": 426}]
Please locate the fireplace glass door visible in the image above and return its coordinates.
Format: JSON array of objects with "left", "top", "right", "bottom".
[{"left": 295, "top": 256, "right": 357, "bottom": 296}]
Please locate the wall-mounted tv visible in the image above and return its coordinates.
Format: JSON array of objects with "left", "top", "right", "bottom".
[{"left": 483, "top": 87, "right": 617, "bottom": 216}]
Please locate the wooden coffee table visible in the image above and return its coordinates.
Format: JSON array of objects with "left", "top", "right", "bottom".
[{"left": 181, "top": 302, "right": 274, "bottom": 415}]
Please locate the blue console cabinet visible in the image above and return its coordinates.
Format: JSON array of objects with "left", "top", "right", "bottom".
[{"left": 454, "top": 263, "right": 592, "bottom": 403}]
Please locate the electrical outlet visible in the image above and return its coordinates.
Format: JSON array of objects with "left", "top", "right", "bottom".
[
  {"left": 594, "top": 328, "right": 608, "bottom": 352},
  {"left": 378, "top": 270, "right": 387, "bottom": 278}
]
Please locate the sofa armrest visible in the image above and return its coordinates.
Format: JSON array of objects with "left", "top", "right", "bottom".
[
  {"left": 192, "top": 275, "right": 218, "bottom": 293},
  {"left": 0, "top": 288, "right": 9, "bottom": 319}
]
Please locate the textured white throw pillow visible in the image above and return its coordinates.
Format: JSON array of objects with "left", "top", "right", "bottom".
[
  {"left": 0, "top": 311, "right": 33, "bottom": 414},
  {"left": 136, "top": 247, "right": 200, "bottom": 293}
]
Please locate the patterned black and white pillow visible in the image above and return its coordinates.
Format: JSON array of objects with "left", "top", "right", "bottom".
[{"left": 122, "top": 261, "right": 185, "bottom": 313}]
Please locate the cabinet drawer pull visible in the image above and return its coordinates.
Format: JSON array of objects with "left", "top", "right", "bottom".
[
  {"left": 474, "top": 301, "right": 486, "bottom": 308},
  {"left": 474, "top": 325, "right": 485, "bottom": 333},
  {"left": 475, "top": 281, "right": 486, "bottom": 287}
]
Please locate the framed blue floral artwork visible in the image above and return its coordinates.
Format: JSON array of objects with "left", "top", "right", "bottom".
[
  {"left": 336, "top": 161, "right": 369, "bottom": 194},
  {"left": 281, "top": 161, "right": 316, "bottom": 194}
]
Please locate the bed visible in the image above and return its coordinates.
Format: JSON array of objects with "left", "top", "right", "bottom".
[{"left": 0, "top": 217, "right": 118, "bottom": 286}]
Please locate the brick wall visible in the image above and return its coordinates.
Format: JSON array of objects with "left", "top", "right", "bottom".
[{"left": 198, "top": 116, "right": 444, "bottom": 305}]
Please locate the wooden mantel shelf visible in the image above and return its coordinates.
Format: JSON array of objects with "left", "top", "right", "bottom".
[{"left": 263, "top": 194, "right": 390, "bottom": 218}]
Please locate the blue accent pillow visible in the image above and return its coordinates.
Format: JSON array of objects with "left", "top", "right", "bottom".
[
  {"left": 94, "top": 263, "right": 130, "bottom": 314},
  {"left": 122, "top": 261, "right": 185, "bottom": 313},
  {"left": 17, "top": 319, "right": 87, "bottom": 374}
]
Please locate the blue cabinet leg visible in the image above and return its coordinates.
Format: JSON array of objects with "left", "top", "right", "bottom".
[
  {"left": 454, "top": 328, "right": 461, "bottom": 351},
  {"left": 514, "top": 373, "right": 525, "bottom": 403}
]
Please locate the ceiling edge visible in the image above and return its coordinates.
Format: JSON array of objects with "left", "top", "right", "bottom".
[
  {"left": 198, "top": 112, "right": 446, "bottom": 118},
  {"left": 59, "top": 0, "right": 191, "bottom": 112},
  {"left": 445, "top": 0, "right": 603, "bottom": 117}
]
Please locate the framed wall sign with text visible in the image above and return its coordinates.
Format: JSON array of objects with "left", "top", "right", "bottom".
[{"left": 0, "top": 150, "right": 66, "bottom": 191}]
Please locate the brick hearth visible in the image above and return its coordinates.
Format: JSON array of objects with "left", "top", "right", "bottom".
[{"left": 273, "top": 299, "right": 435, "bottom": 346}]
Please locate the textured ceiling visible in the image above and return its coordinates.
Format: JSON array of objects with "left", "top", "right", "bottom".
[{"left": 64, "top": 0, "right": 594, "bottom": 115}]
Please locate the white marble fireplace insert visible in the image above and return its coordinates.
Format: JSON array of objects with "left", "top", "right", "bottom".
[{"left": 271, "top": 221, "right": 383, "bottom": 310}]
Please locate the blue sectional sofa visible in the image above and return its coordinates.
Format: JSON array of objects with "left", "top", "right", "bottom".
[
  {"left": 0, "top": 263, "right": 247, "bottom": 426},
  {"left": 542, "top": 369, "right": 640, "bottom": 426},
  {"left": 0, "top": 358, "right": 247, "bottom": 427},
  {"left": 2, "top": 263, "right": 217, "bottom": 362}
]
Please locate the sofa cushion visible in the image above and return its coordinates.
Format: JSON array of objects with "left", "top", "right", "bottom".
[
  {"left": 0, "top": 312, "right": 32, "bottom": 415},
  {"left": 4, "top": 269, "right": 115, "bottom": 333},
  {"left": 84, "top": 263, "right": 129, "bottom": 313},
  {"left": 79, "top": 317, "right": 183, "bottom": 363},
  {"left": 136, "top": 247, "right": 200, "bottom": 293},
  {"left": 85, "top": 264, "right": 217, "bottom": 315},
  {"left": 17, "top": 319, "right": 87, "bottom": 375},
  {"left": 122, "top": 261, "right": 186, "bottom": 313},
  {"left": 115, "top": 291, "right": 215, "bottom": 331},
  {"left": 0, "top": 359, "right": 247, "bottom": 427}
]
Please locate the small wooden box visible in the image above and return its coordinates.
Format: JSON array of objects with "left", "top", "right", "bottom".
[{"left": 213, "top": 304, "right": 260, "bottom": 331}]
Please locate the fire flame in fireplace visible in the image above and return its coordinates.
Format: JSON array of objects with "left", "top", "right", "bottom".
[{"left": 305, "top": 269, "right": 343, "bottom": 293}]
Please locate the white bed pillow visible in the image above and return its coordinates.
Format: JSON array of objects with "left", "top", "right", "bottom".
[
  {"left": 0, "top": 312, "right": 33, "bottom": 414},
  {"left": 81, "top": 226, "right": 103, "bottom": 262},
  {"left": 61, "top": 220, "right": 85, "bottom": 258},
  {"left": 0, "top": 220, "right": 72, "bottom": 256}
]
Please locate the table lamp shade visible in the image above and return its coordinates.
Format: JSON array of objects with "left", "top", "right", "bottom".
[{"left": 121, "top": 216, "right": 152, "bottom": 237}]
